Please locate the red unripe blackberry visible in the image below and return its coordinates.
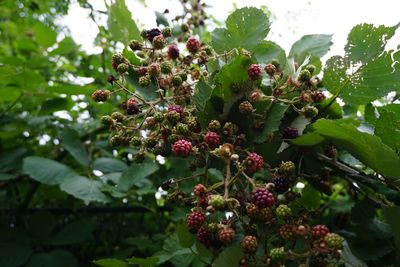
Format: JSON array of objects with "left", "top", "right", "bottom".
[
  {"left": 111, "top": 53, "right": 125, "bottom": 71},
  {"left": 194, "top": 184, "right": 207, "bottom": 198},
  {"left": 271, "top": 176, "right": 290, "bottom": 194},
  {"left": 168, "top": 105, "right": 184, "bottom": 119},
  {"left": 152, "top": 34, "right": 166, "bottom": 49},
  {"left": 218, "top": 227, "right": 235, "bottom": 244},
  {"left": 312, "top": 91, "right": 326, "bottom": 103},
  {"left": 197, "top": 226, "right": 212, "bottom": 244},
  {"left": 246, "top": 152, "right": 264, "bottom": 173},
  {"left": 251, "top": 187, "right": 275, "bottom": 208},
  {"left": 279, "top": 224, "right": 294, "bottom": 240},
  {"left": 146, "top": 28, "right": 162, "bottom": 42},
  {"left": 273, "top": 88, "right": 283, "bottom": 97},
  {"left": 167, "top": 44, "right": 180, "bottom": 59},
  {"left": 247, "top": 64, "right": 262, "bottom": 80},
  {"left": 265, "top": 63, "right": 277, "bottom": 76},
  {"left": 92, "top": 89, "right": 110, "bottom": 102},
  {"left": 204, "top": 131, "right": 220, "bottom": 148},
  {"left": 186, "top": 37, "right": 201, "bottom": 53},
  {"left": 250, "top": 90, "right": 262, "bottom": 101},
  {"left": 172, "top": 139, "right": 192, "bottom": 157},
  {"left": 241, "top": 235, "right": 258, "bottom": 253},
  {"left": 239, "top": 101, "right": 254, "bottom": 115},
  {"left": 282, "top": 127, "right": 298, "bottom": 139},
  {"left": 148, "top": 63, "right": 161, "bottom": 77},
  {"left": 312, "top": 224, "right": 330, "bottom": 240},
  {"left": 138, "top": 66, "right": 148, "bottom": 76},
  {"left": 126, "top": 97, "right": 140, "bottom": 115},
  {"left": 186, "top": 211, "right": 206, "bottom": 231}
]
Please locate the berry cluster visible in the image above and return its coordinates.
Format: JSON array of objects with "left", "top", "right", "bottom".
[{"left": 92, "top": 17, "right": 343, "bottom": 265}]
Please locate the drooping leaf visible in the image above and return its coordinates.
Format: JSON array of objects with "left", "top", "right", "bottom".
[
  {"left": 211, "top": 7, "right": 270, "bottom": 53},
  {"left": 118, "top": 162, "right": 159, "bottom": 191},
  {"left": 213, "top": 244, "right": 244, "bottom": 267},
  {"left": 311, "top": 119, "right": 400, "bottom": 178},
  {"left": 50, "top": 219, "right": 96, "bottom": 245},
  {"left": 33, "top": 23, "right": 57, "bottom": 47},
  {"left": 345, "top": 23, "right": 397, "bottom": 63},
  {"left": 93, "top": 259, "right": 128, "bottom": 267},
  {"left": 292, "top": 132, "right": 325, "bottom": 146},
  {"left": 127, "top": 256, "right": 159, "bottom": 267},
  {"left": 155, "top": 11, "right": 169, "bottom": 26},
  {"left": 299, "top": 184, "right": 321, "bottom": 210},
  {"left": 0, "top": 243, "right": 32, "bottom": 267},
  {"left": 374, "top": 109, "right": 400, "bottom": 152},
  {"left": 253, "top": 103, "right": 288, "bottom": 143},
  {"left": 194, "top": 78, "right": 214, "bottom": 113},
  {"left": 23, "top": 157, "right": 75, "bottom": 185},
  {"left": 60, "top": 176, "right": 111, "bottom": 203},
  {"left": 108, "top": 0, "right": 140, "bottom": 44},
  {"left": 92, "top": 158, "right": 128, "bottom": 173},
  {"left": 289, "top": 34, "right": 333, "bottom": 64},
  {"left": 252, "top": 41, "right": 286, "bottom": 68},
  {"left": 177, "top": 222, "right": 195, "bottom": 248},
  {"left": 62, "top": 127, "right": 90, "bottom": 167}
]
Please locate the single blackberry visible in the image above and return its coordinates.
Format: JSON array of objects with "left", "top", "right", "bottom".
[
  {"left": 146, "top": 28, "right": 162, "bottom": 42},
  {"left": 247, "top": 64, "right": 262, "bottom": 80},
  {"left": 241, "top": 235, "right": 258, "bottom": 254},
  {"left": 204, "top": 131, "right": 220, "bottom": 148},
  {"left": 251, "top": 187, "right": 275, "bottom": 208},
  {"left": 282, "top": 127, "right": 298, "bottom": 139},
  {"left": 312, "top": 224, "right": 330, "bottom": 240},
  {"left": 194, "top": 184, "right": 207, "bottom": 198},
  {"left": 218, "top": 227, "right": 235, "bottom": 244},
  {"left": 271, "top": 176, "right": 290, "bottom": 194},
  {"left": 172, "top": 139, "right": 192, "bottom": 157},
  {"left": 197, "top": 226, "right": 212, "bottom": 245},
  {"left": 279, "top": 224, "right": 294, "bottom": 240},
  {"left": 246, "top": 152, "right": 264, "bottom": 173}
]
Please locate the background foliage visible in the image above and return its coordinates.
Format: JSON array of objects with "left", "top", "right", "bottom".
[{"left": 0, "top": 0, "right": 400, "bottom": 266}]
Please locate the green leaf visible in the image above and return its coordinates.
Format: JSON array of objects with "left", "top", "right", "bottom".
[
  {"left": 299, "top": 184, "right": 321, "bottom": 210},
  {"left": 33, "top": 23, "right": 57, "bottom": 47},
  {"left": 92, "top": 158, "right": 128, "bottom": 173},
  {"left": 50, "top": 219, "right": 96, "bottom": 245},
  {"left": 27, "top": 212, "right": 56, "bottom": 239},
  {"left": 253, "top": 103, "right": 288, "bottom": 143},
  {"left": 23, "top": 157, "right": 75, "bottom": 185},
  {"left": 211, "top": 7, "right": 270, "bottom": 53},
  {"left": 25, "top": 250, "right": 77, "bottom": 267},
  {"left": 0, "top": 243, "right": 32, "bottom": 267},
  {"left": 341, "top": 241, "right": 367, "bottom": 267},
  {"left": 324, "top": 52, "right": 400, "bottom": 105},
  {"left": 252, "top": 41, "right": 286, "bottom": 68},
  {"left": 108, "top": 0, "right": 140, "bottom": 44},
  {"left": 60, "top": 176, "right": 110, "bottom": 203},
  {"left": 155, "top": 11, "right": 169, "bottom": 26},
  {"left": 383, "top": 206, "right": 400, "bottom": 245},
  {"left": 213, "top": 244, "right": 244, "bottom": 267},
  {"left": 94, "top": 259, "right": 128, "bottom": 267},
  {"left": 177, "top": 222, "right": 195, "bottom": 248},
  {"left": 118, "top": 162, "right": 159, "bottom": 191},
  {"left": 127, "top": 256, "right": 159, "bottom": 267},
  {"left": 194, "top": 78, "right": 214, "bottom": 113},
  {"left": 292, "top": 133, "right": 325, "bottom": 146},
  {"left": 289, "top": 34, "right": 333, "bottom": 64},
  {"left": 62, "top": 127, "right": 90, "bottom": 167},
  {"left": 311, "top": 119, "right": 400, "bottom": 178},
  {"left": 39, "top": 97, "right": 73, "bottom": 115},
  {"left": 374, "top": 109, "right": 400, "bottom": 152},
  {"left": 345, "top": 24, "right": 397, "bottom": 63}
]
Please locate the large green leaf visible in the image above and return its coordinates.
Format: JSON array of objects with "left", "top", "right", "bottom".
[
  {"left": 252, "top": 41, "right": 286, "bottom": 67},
  {"left": 50, "top": 219, "right": 96, "bottom": 245},
  {"left": 62, "top": 127, "right": 90, "bottom": 167},
  {"left": 60, "top": 176, "right": 110, "bottom": 203},
  {"left": 374, "top": 109, "right": 400, "bottom": 153},
  {"left": 92, "top": 158, "right": 128, "bottom": 173},
  {"left": 33, "top": 23, "right": 57, "bottom": 47},
  {"left": 311, "top": 119, "right": 400, "bottom": 178},
  {"left": 0, "top": 243, "right": 32, "bottom": 267},
  {"left": 177, "top": 222, "right": 195, "bottom": 248},
  {"left": 253, "top": 103, "right": 288, "bottom": 143},
  {"left": 213, "top": 244, "right": 244, "bottom": 267},
  {"left": 23, "top": 157, "right": 75, "bottom": 185},
  {"left": 211, "top": 7, "right": 270, "bottom": 53},
  {"left": 93, "top": 259, "right": 128, "bottom": 267},
  {"left": 345, "top": 24, "right": 397, "bottom": 63},
  {"left": 25, "top": 250, "right": 77, "bottom": 267},
  {"left": 289, "top": 34, "right": 333, "bottom": 64},
  {"left": 383, "top": 206, "right": 400, "bottom": 248},
  {"left": 193, "top": 78, "right": 214, "bottom": 113},
  {"left": 118, "top": 162, "right": 159, "bottom": 191},
  {"left": 107, "top": 0, "right": 140, "bottom": 44},
  {"left": 299, "top": 184, "right": 321, "bottom": 210},
  {"left": 324, "top": 51, "right": 400, "bottom": 105}
]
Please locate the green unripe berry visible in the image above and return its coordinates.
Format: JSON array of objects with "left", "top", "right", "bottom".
[
  {"left": 131, "top": 136, "right": 142, "bottom": 146},
  {"left": 208, "top": 194, "right": 225, "bottom": 209},
  {"left": 117, "top": 63, "right": 129, "bottom": 74},
  {"left": 152, "top": 35, "right": 166, "bottom": 50},
  {"left": 208, "top": 120, "right": 221, "bottom": 131},
  {"left": 306, "top": 64, "right": 316, "bottom": 74},
  {"left": 298, "top": 69, "right": 311, "bottom": 82},
  {"left": 302, "top": 106, "right": 319, "bottom": 119},
  {"left": 275, "top": 204, "right": 292, "bottom": 219},
  {"left": 101, "top": 115, "right": 114, "bottom": 126},
  {"left": 160, "top": 61, "right": 172, "bottom": 74},
  {"left": 165, "top": 110, "right": 180, "bottom": 124},
  {"left": 279, "top": 161, "right": 296, "bottom": 176},
  {"left": 162, "top": 27, "right": 172, "bottom": 37},
  {"left": 139, "top": 75, "right": 151, "bottom": 87},
  {"left": 129, "top": 40, "right": 143, "bottom": 51},
  {"left": 111, "top": 112, "right": 124, "bottom": 122},
  {"left": 270, "top": 247, "right": 284, "bottom": 260},
  {"left": 324, "top": 233, "right": 343, "bottom": 249},
  {"left": 144, "top": 137, "right": 157, "bottom": 148},
  {"left": 154, "top": 112, "right": 164, "bottom": 123},
  {"left": 179, "top": 72, "right": 188, "bottom": 81},
  {"left": 172, "top": 75, "right": 183, "bottom": 86},
  {"left": 176, "top": 123, "right": 189, "bottom": 134}
]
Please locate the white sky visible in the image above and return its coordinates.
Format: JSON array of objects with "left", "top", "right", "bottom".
[{"left": 61, "top": 0, "right": 400, "bottom": 60}]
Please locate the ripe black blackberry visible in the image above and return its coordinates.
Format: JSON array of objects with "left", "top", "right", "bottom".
[
  {"left": 282, "top": 127, "right": 298, "bottom": 139},
  {"left": 272, "top": 176, "right": 290, "bottom": 194}
]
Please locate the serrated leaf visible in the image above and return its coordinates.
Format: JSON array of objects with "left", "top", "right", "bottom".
[
  {"left": 60, "top": 176, "right": 111, "bottom": 203},
  {"left": 211, "top": 7, "right": 270, "bottom": 53},
  {"left": 62, "top": 127, "right": 90, "bottom": 167},
  {"left": 299, "top": 184, "right": 321, "bottom": 209},
  {"left": 311, "top": 119, "right": 400, "bottom": 178},
  {"left": 23, "top": 157, "right": 75, "bottom": 185},
  {"left": 252, "top": 41, "right": 286, "bottom": 68},
  {"left": 177, "top": 222, "right": 195, "bottom": 248},
  {"left": 374, "top": 109, "right": 400, "bottom": 153},
  {"left": 107, "top": 0, "right": 140, "bottom": 44},
  {"left": 194, "top": 79, "right": 213, "bottom": 113},
  {"left": 289, "top": 34, "right": 333, "bottom": 64},
  {"left": 345, "top": 23, "right": 397, "bottom": 63},
  {"left": 253, "top": 103, "right": 288, "bottom": 143},
  {"left": 118, "top": 162, "right": 159, "bottom": 191},
  {"left": 292, "top": 133, "right": 324, "bottom": 146},
  {"left": 127, "top": 256, "right": 159, "bottom": 267}
]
